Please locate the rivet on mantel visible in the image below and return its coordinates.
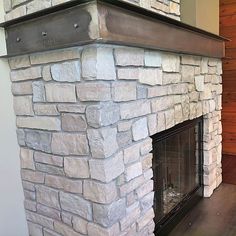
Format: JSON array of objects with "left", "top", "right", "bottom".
[
  {"left": 74, "top": 23, "right": 79, "bottom": 29},
  {"left": 42, "top": 31, "right": 47, "bottom": 37},
  {"left": 16, "top": 37, "right": 21, "bottom": 42}
]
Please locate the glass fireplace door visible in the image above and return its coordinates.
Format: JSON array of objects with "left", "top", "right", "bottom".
[{"left": 152, "top": 118, "right": 203, "bottom": 233}]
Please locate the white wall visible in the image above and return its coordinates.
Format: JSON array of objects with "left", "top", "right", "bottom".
[{"left": 0, "top": 1, "right": 28, "bottom": 235}]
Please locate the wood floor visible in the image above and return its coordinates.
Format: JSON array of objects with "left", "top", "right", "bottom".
[
  {"left": 169, "top": 184, "right": 236, "bottom": 236},
  {"left": 223, "top": 155, "right": 236, "bottom": 185}
]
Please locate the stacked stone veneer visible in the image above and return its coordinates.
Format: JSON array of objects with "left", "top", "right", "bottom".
[
  {"left": 4, "top": 0, "right": 180, "bottom": 21},
  {"left": 9, "top": 44, "right": 222, "bottom": 236}
]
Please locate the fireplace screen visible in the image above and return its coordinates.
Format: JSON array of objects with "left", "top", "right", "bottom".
[{"left": 152, "top": 117, "right": 203, "bottom": 234}]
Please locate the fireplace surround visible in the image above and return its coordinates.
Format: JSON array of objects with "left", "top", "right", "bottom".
[{"left": 1, "top": 0, "right": 225, "bottom": 235}]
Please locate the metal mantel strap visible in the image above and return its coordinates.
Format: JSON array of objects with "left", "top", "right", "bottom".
[
  {"left": 4, "top": 2, "right": 99, "bottom": 57},
  {"left": 2, "top": 0, "right": 226, "bottom": 58}
]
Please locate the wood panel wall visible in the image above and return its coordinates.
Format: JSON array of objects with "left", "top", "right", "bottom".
[{"left": 220, "top": 0, "right": 236, "bottom": 155}]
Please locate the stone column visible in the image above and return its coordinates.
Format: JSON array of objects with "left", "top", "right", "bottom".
[{"left": 9, "top": 44, "right": 222, "bottom": 236}]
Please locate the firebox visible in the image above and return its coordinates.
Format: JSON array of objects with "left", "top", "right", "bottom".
[{"left": 152, "top": 117, "right": 204, "bottom": 235}]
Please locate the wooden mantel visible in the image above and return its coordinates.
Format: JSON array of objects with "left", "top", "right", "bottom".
[{"left": 0, "top": 0, "right": 226, "bottom": 58}]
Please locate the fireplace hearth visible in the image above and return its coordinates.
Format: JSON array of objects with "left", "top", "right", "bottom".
[{"left": 152, "top": 117, "right": 203, "bottom": 235}]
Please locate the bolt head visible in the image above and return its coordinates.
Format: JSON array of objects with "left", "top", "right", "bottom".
[{"left": 74, "top": 23, "right": 79, "bottom": 29}]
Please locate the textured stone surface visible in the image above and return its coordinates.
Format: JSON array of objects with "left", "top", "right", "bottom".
[
  {"left": 34, "top": 152, "right": 63, "bottom": 167},
  {"left": 162, "top": 54, "right": 180, "bottom": 72},
  {"left": 137, "top": 208, "right": 155, "bottom": 231},
  {"left": 28, "top": 221, "right": 43, "bottom": 236},
  {"left": 30, "top": 47, "right": 81, "bottom": 65},
  {"left": 32, "top": 81, "right": 46, "bottom": 102},
  {"left": 51, "top": 61, "right": 80, "bottom": 82},
  {"left": 124, "top": 142, "right": 140, "bottom": 165},
  {"left": 52, "top": 133, "right": 89, "bottom": 155},
  {"left": 11, "top": 67, "right": 41, "bottom": 81},
  {"left": 120, "top": 203, "right": 140, "bottom": 231},
  {"left": 37, "top": 204, "right": 61, "bottom": 221},
  {"left": 72, "top": 216, "right": 88, "bottom": 235},
  {"left": 87, "top": 128, "right": 118, "bottom": 159},
  {"left": 82, "top": 47, "right": 116, "bottom": 81},
  {"left": 182, "top": 65, "right": 195, "bottom": 83},
  {"left": 25, "top": 130, "right": 51, "bottom": 153},
  {"left": 26, "top": 210, "right": 54, "bottom": 229},
  {"left": 8, "top": 43, "right": 221, "bottom": 236},
  {"left": 93, "top": 198, "right": 126, "bottom": 227},
  {"left": 87, "top": 223, "right": 120, "bottom": 236},
  {"left": 20, "top": 148, "right": 35, "bottom": 170},
  {"left": 195, "top": 75, "right": 205, "bottom": 92},
  {"left": 27, "top": 0, "right": 51, "bottom": 14},
  {"left": 117, "top": 68, "right": 139, "bottom": 80},
  {"left": 181, "top": 55, "right": 201, "bottom": 66},
  {"left": 86, "top": 102, "right": 120, "bottom": 128},
  {"left": 12, "top": 81, "right": 32, "bottom": 95},
  {"left": 163, "top": 73, "right": 181, "bottom": 85},
  {"left": 125, "top": 162, "right": 143, "bottom": 181},
  {"left": 45, "top": 83, "right": 76, "bottom": 103},
  {"left": 77, "top": 83, "right": 111, "bottom": 101},
  {"left": 54, "top": 221, "right": 82, "bottom": 236},
  {"left": 44, "top": 228, "right": 62, "bottom": 236},
  {"left": 17, "top": 117, "right": 61, "bottom": 131},
  {"left": 57, "top": 104, "right": 86, "bottom": 113},
  {"left": 45, "top": 175, "right": 82, "bottom": 194},
  {"left": 145, "top": 51, "right": 162, "bottom": 67},
  {"left": 132, "top": 118, "right": 149, "bottom": 141},
  {"left": 42, "top": 65, "right": 52, "bottom": 81},
  {"left": 5, "top": 5, "right": 26, "bottom": 21},
  {"left": 151, "top": 96, "right": 174, "bottom": 112},
  {"left": 62, "top": 114, "right": 87, "bottom": 131},
  {"left": 89, "top": 152, "right": 125, "bottom": 182},
  {"left": 139, "top": 68, "right": 162, "bottom": 85},
  {"left": 60, "top": 192, "right": 92, "bottom": 220},
  {"left": 115, "top": 48, "right": 144, "bottom": 66},
  {"left": 21, "top": 170, "right": 45, "bottom": 183},
  {"left": 120, "top": 100, "right": 151, "bottom": 119},
  {"left": 36, "top": 185, "right": 60, "bottom": 210},
  {"left": 36, "top": 163, "right": 63, "bottom": 177},
  {"left": 112, "top": 82, "right": 136, "bottom": 101},
  {"left": 64, "top": 157, "right": 89, "bottom": 178},
  {"left": 34, "top": 104, "right": 59, "bottom": 116},
  {"left": 13, "top": 96, "right": 34, "bottom": 116},
  {"left": 84, "top": 180, "right": 117, "bottom": 204},
  {"left": 5, "top": 0, "right": 180, "bottom": 21}
]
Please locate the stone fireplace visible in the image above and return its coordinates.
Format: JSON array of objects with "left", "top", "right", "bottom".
[{"left": 1, "top": 0, "right": 224, "bottom": 235}]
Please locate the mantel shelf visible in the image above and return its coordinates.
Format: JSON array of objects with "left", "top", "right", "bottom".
[{"left": 1, "top": 0, "right": 227, "bottom": 58}]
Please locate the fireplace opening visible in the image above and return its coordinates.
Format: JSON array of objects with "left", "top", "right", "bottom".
[{"left": 152, "top": 117, "right": 203, "bottom": 235}]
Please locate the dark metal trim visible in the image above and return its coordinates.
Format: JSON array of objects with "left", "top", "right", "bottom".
[
  {"left": 1, "top": 0, "right": 226, "bottom": 58},
  {"left": 0, "top": 0, "right": 91, "bottom": 28},
  {"left": 4, "top": 2, "right": 99, "bottom": 57},
  {"left": 155, "top": 188, "right": 203, "bottom": 235},
  {"left": 151, "top": 117, "right": 203, "bottom": 142},
  {"left": 0, "top": 0, "right": 228, "bottom": 42}
]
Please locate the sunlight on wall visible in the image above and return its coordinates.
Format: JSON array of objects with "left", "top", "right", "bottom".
[{"left": 181, "top": 0, "right": 219, "bottom": 35}]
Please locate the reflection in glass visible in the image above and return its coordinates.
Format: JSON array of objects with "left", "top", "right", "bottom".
[{"left": 152, "top": 122, "right": 201, "bottom": 223}]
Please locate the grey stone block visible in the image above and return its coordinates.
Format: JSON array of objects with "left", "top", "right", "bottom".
[
  {"left": 25, "top": 130, "right": 52, "bottom": 153},
  {"left": 60, "top": 192, "right": 92, "bottom": 221},
  {"left": 93, "top": 198, "right": 126, "bottom": 227}
]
